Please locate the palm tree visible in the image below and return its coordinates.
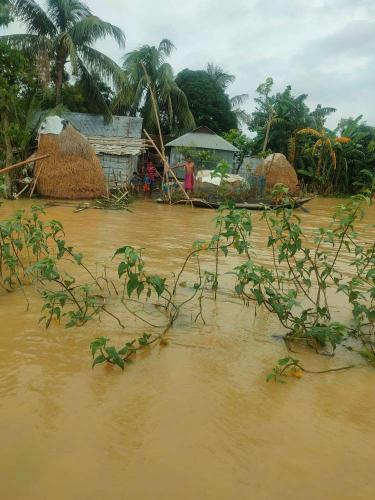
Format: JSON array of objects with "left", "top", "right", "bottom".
[
  {"left": 206, "top": 63, "right": 235, "bottom": 89},
  {"left": 230, "top": 94, "right": 251, "bottom": 127},
  {"left": 114, "top": 39, "right": 195, "bottom": 134},
  {"left": 2, "top": 0, "right": 125, "bottom": 118},
  {"left": 206, "top": 63, "right": 250, "bottom": 126},
  {"left": 0, "top": 0, "right": 12, "bottom": 27},
  {"left": 309, "top": 104, "right": 336, "bottom": 130}
]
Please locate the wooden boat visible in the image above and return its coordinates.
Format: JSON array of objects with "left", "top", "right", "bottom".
[{"left": 156, "top": 196, "right": 315, "bottom": 210}]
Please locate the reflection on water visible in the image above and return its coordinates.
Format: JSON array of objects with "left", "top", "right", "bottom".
[{"left": 0, "top": 198, "right": 375, "bottom": 500}]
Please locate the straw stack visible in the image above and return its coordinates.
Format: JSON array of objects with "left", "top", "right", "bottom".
[
  {"left": 255, "top": 153, "right": 300, "bottom": 196},
  {"left": 35, "top": 125, "right": 107, "bottom": 199}
]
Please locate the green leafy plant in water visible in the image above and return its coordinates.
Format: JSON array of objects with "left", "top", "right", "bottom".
[
  {"left": 1, "top": 196, "right": 374, "bottom": 377},
  {"left": 90, "top": 333, "right": 160, "bottom": 370},
  {"left": 114, "top": 245, "right": 166, "bottom": 300},
  {"left": 231, "top": 186, "right": 374, "bottom": 354},
  {"left": 0, "top": 205, "right": 60, "bottom": 291},
  {"left": 337, "top": 232, "right": 375, "bottom": 364},
  {"left": 28, "top": 257, "right": 102, "bottom": 328},
  {"left": 266, "top": 355, "right": 354, "bottom": 382},
  {"left": 266, "top": 357, "right": 303, "bottom": 382}
]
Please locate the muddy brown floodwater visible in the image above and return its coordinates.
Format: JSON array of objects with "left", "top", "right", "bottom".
[{"left": 0, "top": 197, "right": 375, "bottom": 499}]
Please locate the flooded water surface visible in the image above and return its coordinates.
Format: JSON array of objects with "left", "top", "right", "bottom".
[{"left": 0, "top": 198, "right": 375, "bottom": 499}]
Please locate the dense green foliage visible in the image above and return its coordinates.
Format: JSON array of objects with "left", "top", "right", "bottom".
[
  {"left": 42, "top": 74, "right": 114, "bottom": 115},
  {"left": 222, "top": 129, "right": 253, "bottom": 164},
  {"left": 0, "top": 0, "right": 11, "bottom": 26},
  {"left": 0, "top": 42, "right": 40, "bottom": 196},
  {"left": 176, "top": 69, "right": 238, "bottom": 133},
  {"left": 246, "top": 78, "right": 375, "bottom": 194},
  {"left": 2, "top": 0, "right": 125, "bottom": 119}
]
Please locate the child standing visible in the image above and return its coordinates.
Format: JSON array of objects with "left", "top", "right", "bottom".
[{"left": 143, "top": 174, "right": 152, "bottom": 199}]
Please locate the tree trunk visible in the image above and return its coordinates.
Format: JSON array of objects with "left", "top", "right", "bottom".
[
  {"left": 262, "top": 107, "right": 274, "bottom": 155},
  {"left": 0, "top": 111, "right": 15, "bottom": 198},
  {"left": 55, "top": 51, "right": 66, "bottom": 105}
]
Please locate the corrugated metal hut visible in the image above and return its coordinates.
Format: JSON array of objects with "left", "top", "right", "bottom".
[
  {"left": 63, "top": 112, "right": 147, "bottom": 185},
  {"left": 166, "top": 126, "right": 239, "bottom": 177}
]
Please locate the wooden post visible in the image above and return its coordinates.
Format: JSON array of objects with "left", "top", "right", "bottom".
[{"left": 143, "top": 130, "right": 191, "bottom": 201}]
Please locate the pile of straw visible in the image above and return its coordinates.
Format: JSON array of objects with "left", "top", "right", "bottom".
[
  {"left": 255, "top": 153, "right": 299, "bottom": 196},
  {"left": 35, "top": 125, "right": 107, "bottom": 199}
]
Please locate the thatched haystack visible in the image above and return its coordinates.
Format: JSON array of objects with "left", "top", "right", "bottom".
[
  {"left": 255, "top": 153, "right": 299, "bottom": 196},
  {"left": 35, "top": 119, "right": 107, "bottom": 199}
]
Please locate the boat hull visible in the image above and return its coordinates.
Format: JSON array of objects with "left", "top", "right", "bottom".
[{"left": 156, "top": 197, "right": 314, "bottom": 210}]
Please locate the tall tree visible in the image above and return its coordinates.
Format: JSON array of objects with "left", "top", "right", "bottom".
[
  {"left": 113, "top": 39, "right": 194, "bottom": 134},
  {"left": 249, "top": 78, "right": 316, "bottom": 157},
  {"left": 0, "top": 0, "right": 12, "bottom": 26},
  {"left": 207, "top": 63, "right": 250, "bottom": 126},
  {"left": 2, "top": 0, "right": 125, "bottom": 119},
  {"left": 176, "top": 69, "right": 237, "bottom": 134},
  {"left": 247, "top": 77, "right": 374, "bottom": 194},
  {"left": 310, "top": 104, "right": 336, "bottom": 130},
  {"left": 42, "top": 73, "right": 114, "bottom": 115},
  {"left": 334, "top": 115, "right": 375, "bottom": 192},
  {"left": 206, "top": 62, "right": 235, "bottom": 89},
  {"left": 0, "top": 42, "right": 39, "bottom": 196},
  {"left": 222, "top": 128, "right": 253, "bottom": 165}
]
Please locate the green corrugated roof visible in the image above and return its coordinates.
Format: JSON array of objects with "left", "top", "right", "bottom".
[{"left": 166, "top": 127, "right": 239, "bottom": 152}]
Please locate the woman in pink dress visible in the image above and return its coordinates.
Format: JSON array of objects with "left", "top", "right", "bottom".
[{"left": 183, "top": 156, "right": 196, "bottom": 194}]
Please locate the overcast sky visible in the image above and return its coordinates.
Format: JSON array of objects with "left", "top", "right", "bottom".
[{"left": 3, "top": 0, "right": 375, "bottom": 128}]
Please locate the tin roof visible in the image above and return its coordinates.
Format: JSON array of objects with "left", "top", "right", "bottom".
[
  {"left": 63, "top": 112, "right": 143, "bottom": 138},
  {"left": 166, "top": 127, "right": 239, "bottom": 152},
  {"left": 63, "top": 112, "right": 146, "bottom": 156}
]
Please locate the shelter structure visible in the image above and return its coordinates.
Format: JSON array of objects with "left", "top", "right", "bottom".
[
  {"left": 63, "top": 112, "right": 147, "bottom": 186},
  {"left": 165, "top": 126, "right": 239, "bottom": 177}
]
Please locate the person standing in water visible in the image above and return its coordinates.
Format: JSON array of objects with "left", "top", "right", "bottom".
[
  {"left": 143, "top": 159, "right": 160, "bottom": 199},
  {"left": 183, "top": 156, "right": 196, "bottom": 195}
]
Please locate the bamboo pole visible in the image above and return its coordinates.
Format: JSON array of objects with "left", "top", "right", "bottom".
[
  {"left": 14, "top": 182, "right": 31, "bottom": 199},
  {"left": 143, "top": 130, "right": 191, "bottom": 201},
  {"left": 0, "top": 154, "right": 49, "bottom": 175},
  {"left": 29, "top": 162, "right": 44, "bottom": 198},
  {"left": 140, "top": 62, "right": 191, "bottom": 203}
]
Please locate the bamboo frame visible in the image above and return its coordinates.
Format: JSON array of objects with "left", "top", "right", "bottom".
[{"left": 143, "top": 130, "right": 191, "bottom": 202}]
